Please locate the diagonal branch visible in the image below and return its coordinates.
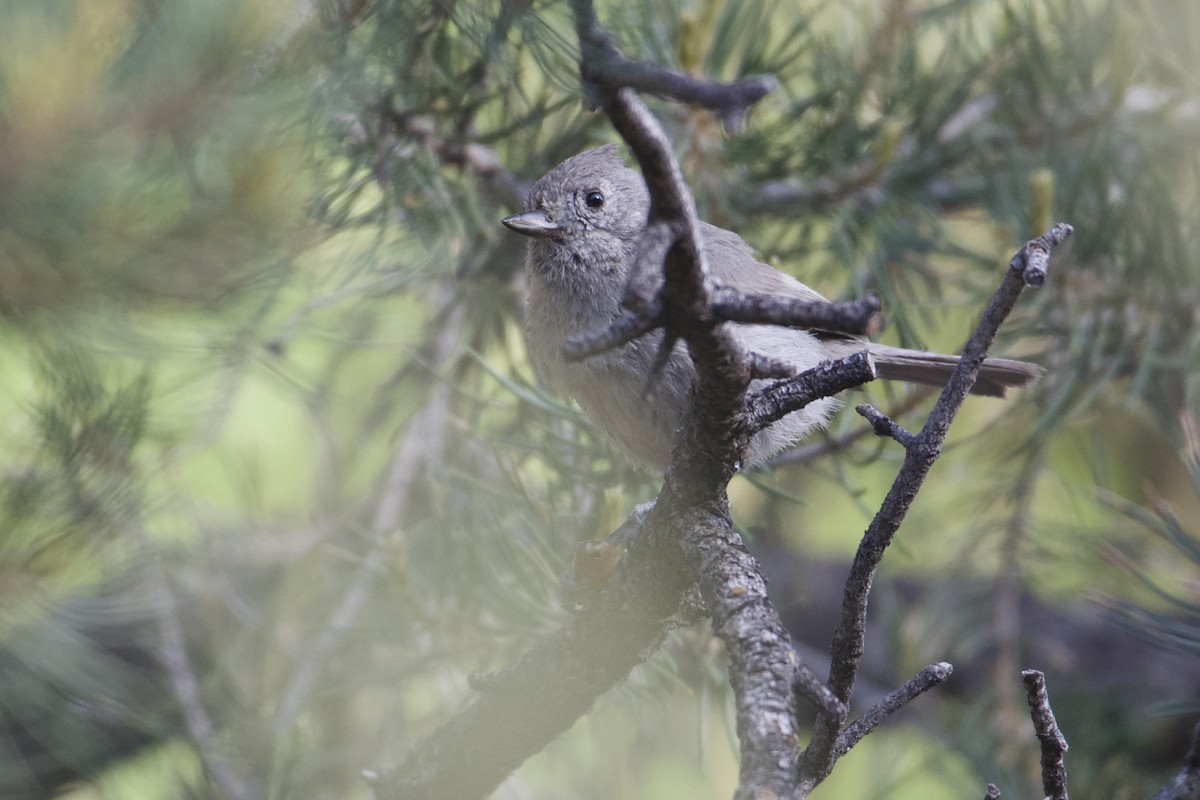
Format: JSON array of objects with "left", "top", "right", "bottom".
[
  {"left": 832, "top": 662, "right": 953, "bottom": 759},
  {"left": 799, "top": 224, "right": 1071, "bottom": 790}
]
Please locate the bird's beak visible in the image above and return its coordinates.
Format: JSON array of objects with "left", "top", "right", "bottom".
[{"left": 502, "top": 210, "right": 561, "bottom": 239}]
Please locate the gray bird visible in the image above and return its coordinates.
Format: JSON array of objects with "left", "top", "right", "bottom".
[{"left": 503, "top": 145, "right": 1040, "bottom": 469}]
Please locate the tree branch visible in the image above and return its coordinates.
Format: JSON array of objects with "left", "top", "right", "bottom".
[
  {"left": 378, "top": 4, "right": 801, "bottom": 795},
  {"left": 711, "top": 288, "right": 883, "bottom": 337},
  {"left": 1022, "top": 670, "right": 1070, "bottom": 800},
  {"left": 855, "top": 402, "right": 915, "bottom": 448},
  {"left": 591, "top": 81, "right": 808, "bottom": 799},
  {"left": 570, "top": 0, "right": 775, "bottom": 132},
  {"left": 799, "top": 225, "right": 1070, "bottom": 790},
  {"left": 832, "top": 662, "right": 953, "bottom": 760},
  {"left": 566, "top": 5, "right": 826, "bottom": 793},
  {"left": 747, "top": 353, "right": 877, "bottom": 431},
  {"left": 562, "top": 307, "right": 662, "bottom": 361}
]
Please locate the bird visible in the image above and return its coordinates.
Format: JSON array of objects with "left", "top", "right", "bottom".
[{"left": 503, "top": 145, "right": 1040, "bottom": 469}]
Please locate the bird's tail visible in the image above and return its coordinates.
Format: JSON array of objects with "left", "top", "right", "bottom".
[{"left": 863, "top": 344, "right": 1042, "bottom": 398}]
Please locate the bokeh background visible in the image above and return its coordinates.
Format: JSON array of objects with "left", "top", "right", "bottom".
[{"left": 1, "top": 0, "right": 1197, "bottom": 798}]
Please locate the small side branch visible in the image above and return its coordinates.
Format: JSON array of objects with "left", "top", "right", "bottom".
[
  {"left": 748, "top": 352, "right": 877, "bottom": 430},
  {"left": 571, "top": 0, "right": 774, "bottom": 131},
  {"left": 1022, "top": 670, "right": 1070, "bottom": 800},
  {"left": 794, "top": 662, "right": 848, "bottom": 719},
  {"left": 711, "top": 288, "right": 883, "bottom": 337},
  {"left": 563, "top": 308, "right": 662, "bottom": 361},
  {"left": 856, "top": 403, "right": 915, "bottom": 448},
  {"left": 1010, "top": 223, "right": 1071, "bottom": 287},
  {"left": 832, "top": 662, "right": 953, "bottom": 759}
]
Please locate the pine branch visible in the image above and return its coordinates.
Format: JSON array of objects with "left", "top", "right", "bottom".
[
  {"left": 799, "top": 225, "right": 1070, "bottom": 790},
  {"left": 1022, "top": 670, "right": 1071, "bottom": 800},
  {"left": 832, "top": 662, "right": 954, "bottom": 760},
  {"left": 570, "top": 0, "right": 775, "bottom": 132}
]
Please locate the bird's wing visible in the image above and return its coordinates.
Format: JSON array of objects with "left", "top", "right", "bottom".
[
  {"left": 701, "top": 222, "right": 827, "bottom": 301},
  {"left": 700, "top": 221, "right": 858, "bottom": 342}
]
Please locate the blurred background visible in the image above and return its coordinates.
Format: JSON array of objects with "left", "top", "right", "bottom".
[{"left": 1, "top": 0, "right": 1197, "bottom": 798}]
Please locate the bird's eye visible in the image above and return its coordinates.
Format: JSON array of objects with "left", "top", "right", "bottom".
[{"left": 584, "top": 190, "right": 605, "bottom": 209}]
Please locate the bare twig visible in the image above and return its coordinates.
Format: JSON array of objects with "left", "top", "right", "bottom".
[
  {"left": 746, "top": 350, "right": 799, "bottom": 380},
  {"left": 1011, "top": 224, "right": 1071, "bottom": 287},
  {"left": 570, "top": 0, "right": 774, "bottom": 132},
  {"left": 832, "top": 662, "right": 953, "bottom": 759},
  {"left": 799, "top": 225, "right": 1070, "bottom": 790},
  {"left": 711, "top": 288, "right": 883, "bottom": 337},
  {"left": 1022, "top": 670, "right": 1070, "bottom": 800},
  {"left": 563, "top": 307, "right": 662, "bottom": 361},
  {"left": 855, "top": 402, "right": 915, "bottom": 448},
  {"left": 748, "top": 352, "right": 878, "bottom": 430},
  {"left": 794, "top": 663, "right": 847, "bottom": 719},
  {"left": 767, "top": 389, "right": 935, "bottom": 467}
]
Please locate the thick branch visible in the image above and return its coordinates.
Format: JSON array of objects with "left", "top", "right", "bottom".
[
  {"left": 684, "top": 511, "right": 803, "bottom": 796},
  {"left": 594, "top": 84, "right": 803, "bottom": 800},
  {"left": 379, "top": 3, "right": 794, "bottom": 793},
  {"left": 567, "top": 7, "right": 811, "bottom": 793},
  {"left": 1022, "top": 670, "right": 1070, "bottom": 800}
]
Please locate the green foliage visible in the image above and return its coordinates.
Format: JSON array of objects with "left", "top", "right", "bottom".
[{"left": 0, "top": 0, "right": 1198, "bottom": 798}]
